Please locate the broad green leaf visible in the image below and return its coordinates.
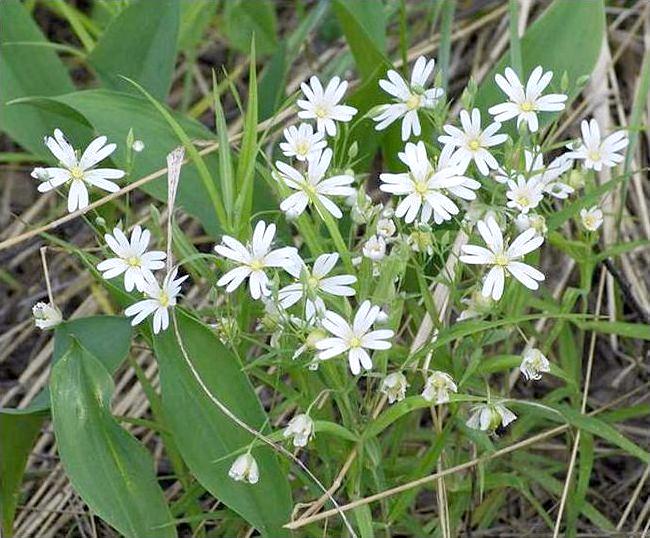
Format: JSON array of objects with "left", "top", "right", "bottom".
[
  {"left": 0, "top": 0, "right": 86, "bottom": 156},
  {"left": 222, "top": 0, "right": 278, "bottom": 56},
  {"left": 13, "top": 90, "right": 223, "bottom": 236},
  {"left": 475, "top": 0, "right": 605, "bottom": 127},
  {"left": 0, "top": 410, "right": 46, "bottom": 538},
  {"left": 50, "top": 342, "right": 176, "bottom": 538},
  {"left": 0, "top": 316, "right": 132, "bottom": 536},
  {"left": 332, "top": 0, "right": 388, "bottom": 81},
  {"left": 89, "top": 0, "right": 180, "bottom": 99},
  {"left": 153, "top": 311, "right": 292, "bottom": 537},
  {"left": 178, "top": 0, "right": 217, "bottom": 52}
]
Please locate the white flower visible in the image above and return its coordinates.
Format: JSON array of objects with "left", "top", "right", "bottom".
[
  {"left": 315, "top": 301, "right": 394, "bottom": 375},
  {"left": 124, "top": 268, "right": 188, "bottom": 334},
  {"left": 374, "top": 56, "right": 444, "bottom": 141},
  {"left": 505, "top": 176, "right": 544, "bottom": 214},
  {"left": 379, "top": 142, "right": 467, "bottom": 224},
  {"left": 275, "top": 149, "right": 355, "bottom": 219},
  {"left": 580, "top": 206, "right": 604, "bottom": 232},
  {"left": 279, "top": 123, "right": 327, "bottom": 161},
  {"left": 31, "top": 129, "right": 125, "bottom": 213},
  {"left": 377, "top": 218, "right": 396, "bottom": 237},
  {"left": 215, "top": 221, "right": 301, "bottom": 300},
  {"left": 96, "top": 226, "right": 166, "bottom": 292},
  {"left": 32, "top": 302, "right": 62, "bottom": 330},
  {"left": 566, "top": 118, "right": 628, "bottom": 171},
  {"left": 132, "top": 140, "right": 145, "bottom": 152},
  {"left": 457, "top": 289, "right": 494, "bottom": 321},
  {"left": 466, "top": 403, "right": 517, "bottom": 432},
  {"left": 362, "top": 235, "right": 386, "bottom": 261},
  {"left": 297, "top": 76, "right": 357, "bottom": 136},
  {"left": 460, "top": 216, "right": 545, "bottom": 300},
  {"left": 438, "top": 108, "right": 507, "bottom": 175},
  {"left": 519, "top": 348, "right": 550, "bottom": 381},
  {"left": 422, "top": 371, "right": 457, "bottom": 404},
  {"left": 488, "top": 66, "right": 567, "bottom": 132},
  {"left": 283, "top": 414, "right": 314, "bottom": 447},
  {"left": 515, "top": 213, "right": 547, "bottom": 236},
  {"left": 228, "top": 453, "right": 259, "bottom": 484},
  {"left": 381, "top": 372, "right": 409, "bottom": 404},
  {"left": 278, "top": 253, "right": 356, "bottom": 322}
]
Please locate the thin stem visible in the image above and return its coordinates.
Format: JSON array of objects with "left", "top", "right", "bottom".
[
  {"left": 508, "top": 0, "right": 523, "bottom": 76},
  {"left": 40, "top": 247, "right": 54, "bottom": 305}
]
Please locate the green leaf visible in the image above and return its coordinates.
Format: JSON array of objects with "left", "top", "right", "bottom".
[
  {"left": 153, "top": 311, "right": 292, "bottom": 537},
  {"left": 222, "top": 0, "right": 278, "bottom": 56},
  {"left": 573, "top": 320, "right": 650, "bottom": 341},
  {"left": 50, "top": 342, "right": 176, "bottom": 538},
  {"left": 0, "top": 410, "right": 46, "bottom": 538},
  {"left": 475, "top": 0, "right": 605, "bottom": 127},
  {"left": 0, "top": 0, "right": 86, "bottom": 156},
  {"left": 559, "top": 406, "right": 650, "bottom": 463},
  {"left": 13, "top": 90, "right": 224, "bottom": 236},
  {"left": 332, "top": 0, "right": 389, "bottom": 81},
  {"left": 89, "top": 0, "right": 180, "bottom": 99}
]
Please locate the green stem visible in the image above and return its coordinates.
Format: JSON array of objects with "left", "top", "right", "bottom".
[{"left": 508, "top": 0, "right": 523, "bottom": 76}]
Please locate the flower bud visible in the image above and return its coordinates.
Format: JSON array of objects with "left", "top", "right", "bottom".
[
  {"left": 380, "top": 372, "right": 408, "bottom": 404},
  {"left": 32, "top": 302, "right": 62, "bottom": 330},
  {"left": 228, "top": 453, "right": 259, "bottom": 484},
  {"left": 283, "top": 413, "right": 314, "bottom": 447}
]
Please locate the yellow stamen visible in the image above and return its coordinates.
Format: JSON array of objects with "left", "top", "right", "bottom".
[
  {"left": 588, "top": 150, "right": 601, "bottom": 162},
  {"left": 70, "top": 166, "right": 84, "bottom": 180},
  {"left": 349, "top": 336, "right": 362, "bottom": 348},
  {"left": 494, "top": 253, "right": 509, "bottom": 267},
  {"left": 468, "top": 139, "right": 481, "bottom": 151},
  {"left": 315, "top": 105, "right": 328, "bottom": 118},
  {"left": 127, "top": 256, "right": 141, "bottom": 267},
  {"left": 406, "top": 93, "right": 421, "bottom": 110},
  {"left": 413, "top": 181, "right": 429, "bottom": 196},
  {"left": 296, "top": 141, "right": 309, "bottom": 156},
  {"left": 159, "top": 292, "right": 170, "bottom": 308},
  {"left": 520, "top": 101, "right": 535, "bottom": 112},
  {"left": 307, "top": 276, "right": 320, "bottom": 290},
  {"left": 249, "top": 259, "right": 265, "bottom": 271},
  {"left": 516, "top": 195, "right": 530, "bottom": 207}
]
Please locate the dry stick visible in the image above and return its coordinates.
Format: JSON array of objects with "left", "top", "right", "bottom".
[
  {"left": 39, "top": 246, "right": 55, "bottom": 305},
  {"left": 284, "top": 382, "right": 649, "bottom": 531},
  {"left": 618, "top": 464, "right": 650, "bottom": 530},
  {"left": 552, "top": 267, "right": 607, "bottom": 537}
]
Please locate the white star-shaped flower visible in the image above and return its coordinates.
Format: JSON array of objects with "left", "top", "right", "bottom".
[
  {"left": 279, "top": 123, "right": 327, "bottom": 162},
  {"left": 488, "top": 66, "right": 567, "bottom": 132},
  {"left": 278, "top": 252, "right": 357, "bottom": 322},
  {"left": 379, "top": 141, "right": 469, "bottom": 224},
  {"left": 96, "top": 226, "right": 166, "bottom": 292},
  {"left": 297, "top": 76, "right": 357, "bottom": 136},
  {"left": 374, "top": 55, "right": 444, "bottom": 141},
  {"left": 460, "top": 216, "right": 545, "bottom": 300},
  {"left": 519, "top": 348, "right": 550, "bottom": 381},
  {"left": 580, "top": 206, "right": 604, "bottom": 231},
  {"left": 505, "top": 175, "right": 544, "bottom": 214},
  {"left": 275, "top": 149, "right": 355, "bottom": 219},
  {"left": 215, "top": 220, "right": 301, "bottom": 300},
  {"left": 438, "top": 108, "right": 507, "bottom": 175},
  {"left": 466, "top": 403, "right": 517, "bottom": 432},
  {"left": 124, "top": 268, "right": 188, "bottom": 334},
  {"left": 228, "top": 453, "right": 259, "bottom": 484},
  {"left": 31, "top": 128, "right": 125, "bottom": 213},
  {"left": 283, "top": 413, "right": 314, "bottom": 448},
  {"left": 566, "top": 118, "right": 628, "bottom": 171},
  {"left": 315, "top": 301, "right": 394, "bottom": 375},
  {"left": 421, "top": 371, "right": 457, "bottom": 404}
]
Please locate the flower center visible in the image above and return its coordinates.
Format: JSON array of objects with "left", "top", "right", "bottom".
[
  {"left": 127, "top": 256, "right": 141, "bottom": 267},
  {"left": 249, "top": 259, "right": 265, "bottom": 271},
  {"left": 520, "top": 101, "right": 535, "bottom": 112},
  {"left": 349, "top": 336, "right": 362, "bottom": 348},
  {"left": 413, "top": 180, "right": 429, "bottom": 196},
  {"left": 584, "top": 216, "right": 596, "bottom": 228},
  {"left": 70, "top": 166, "right": 84, "bottom": 180},
  {"left": 159, "top": 292, "right": 170, "bottom": 308},
  {"left": 307, "top": 275, "right": 320, "bottom": 290},
  {"left": 296, "top": 141, "right": 310, "bottom": 156},
  {"left": 516, "top": 194, "right": 530, "bottom": 207},
  {"left": 406, "top": 93, "right": 421, "bottom": 111},
  {"left": 588, "top": 150, "right": 601, "bottom": 162},
  {"left": 315, "top": 105, "right": 328, "bottom": 119},
  {"left": 468, "top": 139, "right": 481, "bottom": 151},
  {"left": 494, "top": 253, "right": 509, "bottom": 267}
]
